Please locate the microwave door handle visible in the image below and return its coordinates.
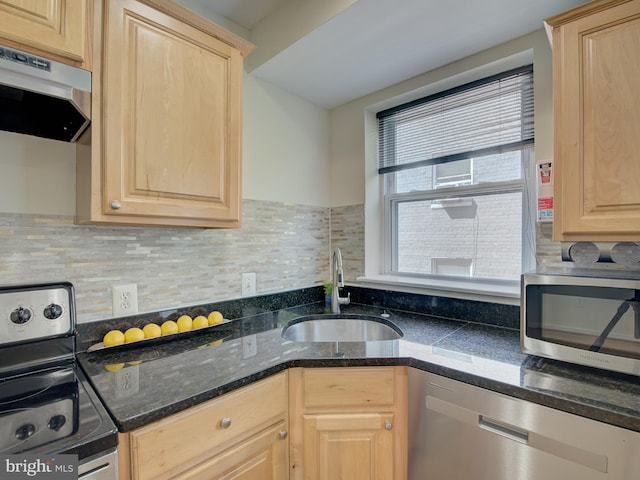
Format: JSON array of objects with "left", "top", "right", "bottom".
[
  {"left": 589, "top": 300, "right": 631, "bottom": 352},
  {"left": 633, "top": 298, "right": 640, "bottom": 339}
]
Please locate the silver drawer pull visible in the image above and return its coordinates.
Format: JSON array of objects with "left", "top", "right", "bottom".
[
  {"left": 279, "top": 430, "right": 288, "bottom": 440},
  {"left": 110, "top": 200, "right": 121, "bottom": 210},
  {"left": 220, "top": 417, "right": 232, "bottom": 429},
  {"left": 384, "top": 421, "right": 393, "bottom": 430}
]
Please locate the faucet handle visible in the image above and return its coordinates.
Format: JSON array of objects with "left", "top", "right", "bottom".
[{"left": 338, "top": 291, "right": 351, "bottom": 306}]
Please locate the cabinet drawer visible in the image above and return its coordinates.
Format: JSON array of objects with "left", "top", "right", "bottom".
[
  {"left": 303, "top": 367, "right": 396, "bottom": 409},
  {"left": 129, "top": 372, "right": 287, "bottom": 480}
]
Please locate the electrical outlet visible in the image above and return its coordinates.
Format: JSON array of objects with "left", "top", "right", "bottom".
[
  {"left": 112, "top": 284, "right": 138, "bottom": 316},
  {"left": 242, "top": 334, "right": 257, "bottom": 359},
  {"left": 241, "top": 273, "right": 256, "bottom": 297},
  {"left": 115, "top": 364, "right": 139, "bottom": 399}
]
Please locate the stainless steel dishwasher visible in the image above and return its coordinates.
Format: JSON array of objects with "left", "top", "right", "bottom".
[{"left": 408, "top": 368, "right": 640, "bottom": 480}]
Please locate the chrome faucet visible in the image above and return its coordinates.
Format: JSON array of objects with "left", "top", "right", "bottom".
[{"left": 331, "top": 247, "right": 351, "bottom": 314}]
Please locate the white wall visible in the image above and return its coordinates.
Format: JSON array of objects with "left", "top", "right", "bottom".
[
  {"left": 243, "top": 73, "right": 330, "bottom": 206},
  {"left": 0, "top": 131, "right": 76, "bottom": 215}
]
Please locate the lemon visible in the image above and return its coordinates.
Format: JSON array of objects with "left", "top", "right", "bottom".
[
  {"left": 161, "top": 320, "right": 179, "bottom": 335},
  {"left": 177, "top": 315, "right": 193, "bottom": 332},
  {"left": 104, "top": 363, "right": 125, "bottom": 372},
  {"left": 124, "top": 327, "right": 145, "bottom": 343},
  {"left": 208, "top": 311, "right": 224, "bottom": 325},
  {"left": 193, "top": 316, "right": 208, "bottom": 329},
  {"left": 103, "top": 329, "right": 125, "bottom": 347},
  {"left": 142, "top": 323, "right": 162, "bottom": 339},
  {"left": 210, "top": 339, "right": 224, "bottom": 347}
]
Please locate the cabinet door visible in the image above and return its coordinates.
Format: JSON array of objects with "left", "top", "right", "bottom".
[
  {"left": 178, "top": 421, "right": 288, "bottom": 480},
  {"left": 102, "top": 0, "right": 242, "bottom": 228},
  {"left": 0, "top": 0, "right": 85, "bottom": 61},
  {"left": 551, "top": 0, "right": 640, "bottom": 241},
  {"left": 303, "top": 413, "right": 395, "bottom": 480}
]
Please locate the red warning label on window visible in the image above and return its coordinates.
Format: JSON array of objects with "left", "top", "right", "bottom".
[{"left": 538, "top": 197, "right": 553, "bottom": 209}]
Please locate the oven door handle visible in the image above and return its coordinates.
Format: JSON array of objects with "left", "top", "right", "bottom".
[
  {"left": 78, "top": 463, "right": 110, "bottom": 479},
  {"left": 77, "top": 449, "right": 117, "bottom": 480}
]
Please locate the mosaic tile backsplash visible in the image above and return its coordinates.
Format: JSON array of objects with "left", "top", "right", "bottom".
[
  {"left": 330, "top": 204, "right": 365, "bottom": 282},
  {"left": 0, "top": 200, "right": 331, "bottom": 323}
]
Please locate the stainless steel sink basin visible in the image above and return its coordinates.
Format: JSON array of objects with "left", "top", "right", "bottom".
[{"left": 282, "top": 314, "right": 403, "bottom": 342}]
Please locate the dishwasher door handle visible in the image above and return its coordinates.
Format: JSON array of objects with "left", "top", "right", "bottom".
[
  {"left": 426, "top": 395, "right": 530, "bottom": 444},
  {"left": 479, "top": 415, "right": 529, "bottom": 444}
]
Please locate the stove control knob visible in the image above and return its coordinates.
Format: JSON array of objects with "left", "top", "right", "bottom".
[
  {"left": 44, "top": 303, "right": 63, "bottom": 320},
  {"left": 15, "top": 423, "right": 36, "bottom": 440},
  {"left": 48, "top": 414, "right": 67, "bottom": 432},
  {"left": 10, "top": 307, "right": 32, "bottom": 324}
]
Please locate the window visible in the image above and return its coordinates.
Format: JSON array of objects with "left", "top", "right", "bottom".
[{"left": 377, "top": 65, "right": 534, "bottom": 284}]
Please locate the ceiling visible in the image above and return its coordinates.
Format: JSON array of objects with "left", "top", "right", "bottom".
[{"left": 191, "top": 0, "right": 588, "bottom": 109}]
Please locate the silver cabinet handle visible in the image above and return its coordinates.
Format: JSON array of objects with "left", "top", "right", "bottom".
[
  {"left": 220, "top": 417, "right": 232, "bottom": 429},
  {"left": 110, "top": 200, "right": 121, "bottom": 210},
  {"left": 279, "top": 430, "right": 288, "bottom": 440},
  {"left": 384, "top": 421, "right": 393, "bottom": 430}
]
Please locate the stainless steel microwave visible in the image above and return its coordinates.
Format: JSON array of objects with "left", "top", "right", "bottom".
[{"left": 521, "top": 272, "right": 640, "bottom": 376}]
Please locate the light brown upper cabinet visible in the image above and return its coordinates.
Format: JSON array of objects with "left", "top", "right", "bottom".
[
  {"left": 77, "top": 0, "right": 254, "bottom": 228},
  {"left": 546, "top": 0, "right": 640, "bottom": 241},
  {"left": 0, "top": 0, "right": 87, "bottom": 65}
]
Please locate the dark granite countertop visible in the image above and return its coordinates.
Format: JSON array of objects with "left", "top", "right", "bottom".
[{"left": 77, "top": 302, "right": 640, "bottom": 434}]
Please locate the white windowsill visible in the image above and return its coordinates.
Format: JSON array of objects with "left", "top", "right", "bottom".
[{"left": 355, "top": 275, "right": 521, "bottom": 306}]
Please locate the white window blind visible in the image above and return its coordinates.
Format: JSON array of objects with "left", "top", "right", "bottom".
[{"left": 377, "top": 65, "right": 534, "bottom": 174}]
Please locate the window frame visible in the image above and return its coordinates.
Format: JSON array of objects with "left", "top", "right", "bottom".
[{"left": 378, "top": 66, "right": 536, "bottom": 287}]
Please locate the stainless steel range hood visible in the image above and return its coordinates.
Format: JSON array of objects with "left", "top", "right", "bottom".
[{"left": 0, "top": 45, "right": 91, "bottom": 142}]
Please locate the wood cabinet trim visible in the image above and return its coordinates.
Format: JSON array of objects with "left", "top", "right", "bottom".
[
  {"left": 545, "top": 0, "right": 635, "bottom": 28},
  {"left": 136, "top": 0, "right": 255, "bottom": 56}
]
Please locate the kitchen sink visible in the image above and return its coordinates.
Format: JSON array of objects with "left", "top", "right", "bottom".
[{"left": 281, "top": 314, "right": 403, "bottom": 342}]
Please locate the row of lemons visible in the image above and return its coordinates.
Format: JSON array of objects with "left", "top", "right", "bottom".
[{"left": 102, "top": 311, "right": 225, "bottom": 347}]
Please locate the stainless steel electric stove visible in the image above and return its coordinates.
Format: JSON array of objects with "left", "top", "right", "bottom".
[{"left": 0, "top": 282, "right": 118, "bottom": 479}]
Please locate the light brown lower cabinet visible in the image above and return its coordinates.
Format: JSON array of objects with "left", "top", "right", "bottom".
[
  {"left": 301, "top": 413, "right": 396, "bottom": 479},
  {"left": 117, "top": 372, "right": 289, "bottom": 480},
  {"left": 289, "top": 366, "right": 408, "bottom": 480},
  {"left": 117, "top": 367, "right": 408, "bottom": 480}
]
